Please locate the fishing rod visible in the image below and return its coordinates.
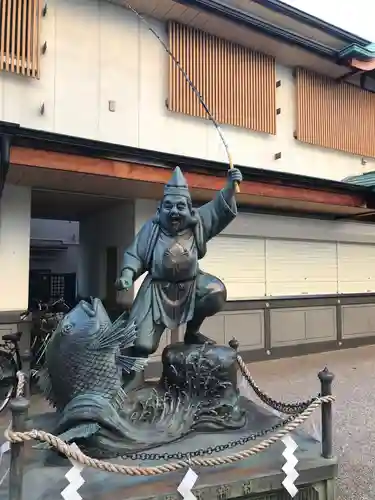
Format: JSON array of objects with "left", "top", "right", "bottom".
[{"left": 123, "top": 2, "right": 240, "bottom": 193}]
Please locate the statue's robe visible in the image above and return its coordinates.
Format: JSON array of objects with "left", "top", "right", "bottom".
[{"left": 122, "top": 189, "right": 237, "bottom": 345}]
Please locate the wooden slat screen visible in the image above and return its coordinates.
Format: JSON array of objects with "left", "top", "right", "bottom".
[
  {"left": 168, "top": 22, "right": 276, "bottom": 135},
  {"left": 296, "top": 68, "right": 375, "bottom": 158},
  {"left": 0, "top": 0, "right": 41, "bottom": 78}
]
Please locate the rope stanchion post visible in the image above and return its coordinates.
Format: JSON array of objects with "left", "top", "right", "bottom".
[
  {"left": 9, "top": 397, "right": 29, "bottom": 500},
  {"left": 229, "top": 337, "right": 240, "bottom": 352},
  {"left": 20, "top": 350, "right": 32, "bottom": 400},
  {"left": 318, "top": 367, "right": 334, "bottom": 459}
]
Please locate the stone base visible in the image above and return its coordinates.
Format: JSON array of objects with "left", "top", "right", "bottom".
[{"left": 0, "top": 398, "right": 337, "bottom": 500}]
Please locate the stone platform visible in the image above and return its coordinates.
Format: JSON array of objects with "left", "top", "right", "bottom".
[{"left": 0, "top": 398, "right": 337, "bottom": 500}]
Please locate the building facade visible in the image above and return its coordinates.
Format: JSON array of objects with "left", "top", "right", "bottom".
[{"left": 1, "top": 0, "right": 375, "bottom": 368}]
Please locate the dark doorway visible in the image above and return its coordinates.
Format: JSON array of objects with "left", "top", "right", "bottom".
[{"left": 106, "top": 246, "right": 118, "bottom": 307}]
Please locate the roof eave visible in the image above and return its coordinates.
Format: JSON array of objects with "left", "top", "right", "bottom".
[
  {"left": 175, "top": 0, "right": 337, "bottom": 59},
  {"left": 339, "top": 43, "right": 375, "bottom": 63},
  {"left": 0, "top": 121, "right": 371, "bottom": 198},
  {"left": 175, "top": 0, "right": 370, "bottom": 64},
  {"left": 249, "top": 0, "right": 370, "bottom": 46}
]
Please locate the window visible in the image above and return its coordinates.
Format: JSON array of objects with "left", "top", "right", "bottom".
[
  {"left": 296, "top": 68, "right": 375, "bottom": 158},
  {"left": 168, "top": 22, "right": 276, "bottom": 134},
  {"left": 200, "top": 236, "right": 338, "bottom": 300},
  {"left": 0, "top": 0, "right": 41, "bottom": 78}
]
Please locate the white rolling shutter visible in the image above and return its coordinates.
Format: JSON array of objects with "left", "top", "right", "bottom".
[
  {"left": 338, "top": 243, "right": 375, "bottom": 293},
  {"left": 266, "top": 239, "right": 338, "bottom": 296},
  {"left": 199, "top": 236, "right": 266, "bottom": 300}
]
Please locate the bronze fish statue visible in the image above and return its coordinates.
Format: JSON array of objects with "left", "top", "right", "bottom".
[
  {"left": 34, "top": 298, "right": 244, "bottom": 459},
  {"left": 37, "top": 298, "right": 148, "bottom": 449}
]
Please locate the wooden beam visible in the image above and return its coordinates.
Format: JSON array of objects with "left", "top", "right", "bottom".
[
  {"left": 349, "top": 58, "right": 375, "bottom": 72},
  {"left": 10, "top": 146, "right": 366, "bottom": 208}
]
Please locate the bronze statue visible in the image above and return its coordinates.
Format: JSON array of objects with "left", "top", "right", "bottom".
[
  {"left": 33, "top": 166, "right": 247, "bottom": 459},
  {"left": 115, "top": 166, "right": 243, "bottom": 361}
]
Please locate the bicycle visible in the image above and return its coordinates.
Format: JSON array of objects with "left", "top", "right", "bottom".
[
  {"left": 30, "top": 297, "right": 70, "bottom": 372},
  {"left": 0, "top": 310, "right": 30, "bottom": 412},
  {"left": 0, "top": 298, "right": 70, "bottom": 413}
]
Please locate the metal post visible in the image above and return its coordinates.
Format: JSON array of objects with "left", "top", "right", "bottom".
[
  {"left": 9, "top": 397, "right": 30, "bottom": 500},
  {"left": 0, "top": 134, "right": 11, "bottom": 198},
  {"left": 318, "top": 367, "right": 334, "bottom": 459},
  {"left": 20, "top": 350, "right": 32, "bottom": 400},
  {"left": 229, "top": 338, "right": 239, "bottom": 352}
]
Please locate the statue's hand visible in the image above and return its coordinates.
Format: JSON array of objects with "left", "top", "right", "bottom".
[
  {"left": 227, "top": 167, "right": 242, "bottom": 187},
  {"left": 115, "top": 269, "right": 134, "bottom": 291}
]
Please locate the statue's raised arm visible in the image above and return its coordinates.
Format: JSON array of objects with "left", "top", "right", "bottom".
[{"left": 197, "top": 167, "right": 243, "bottom": 243}]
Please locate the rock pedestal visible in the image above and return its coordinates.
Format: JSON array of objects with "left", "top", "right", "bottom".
[{"left": 160, "top": 342, "right": 246, "bottom": 431}]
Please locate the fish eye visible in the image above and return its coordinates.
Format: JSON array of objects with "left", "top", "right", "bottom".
[{"left": 62, "top": 324, "right": 73, "bottom": 334}]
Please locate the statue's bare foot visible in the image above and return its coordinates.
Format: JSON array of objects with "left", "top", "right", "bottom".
[{"left": 184, "top": 331, "right": 216, "bottom": 345}]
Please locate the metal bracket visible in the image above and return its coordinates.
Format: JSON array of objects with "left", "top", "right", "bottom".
[{"left": 0, "top": 134, "right": 11, "bottom": 199}]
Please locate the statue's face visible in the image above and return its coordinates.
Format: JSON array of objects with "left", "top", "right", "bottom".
[{"left": 159, "top": 195, "right": 192, "bottom": 234}]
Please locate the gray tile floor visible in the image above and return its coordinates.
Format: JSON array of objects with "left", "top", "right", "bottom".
[
  {"left": 247, "top": 345, "right": 375, "bottom": 500},
  {"left": 0, "top": 344, "right": 374, "bottom": 499}
]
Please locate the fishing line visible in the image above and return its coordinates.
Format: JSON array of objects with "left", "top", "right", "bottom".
[{"left": 123, "top": 2, "right": 239, "bottom": 191}]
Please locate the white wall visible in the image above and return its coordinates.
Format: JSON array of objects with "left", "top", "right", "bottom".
[
  {"left": 201, "top": 236, "right": 375, "bottom": 299},
  {"left": 207, "top": 212, "right": 375, "bottom": 298},
  {"left": 78, "top": 199, "right": 157, "bottom": 301},
  {"left": 78, "top": 201, "right": 135, "bottom": 303},
  {"left": 0, "top": 184, "right": 31, "bottom": 312},
  {"left": 29, "top": 245, "right": 79, "bottom": 274},
  {"left": 30, "top": 219, "right": 79, "bottom": 244},
  {"left": 29, "top": 219, "right": 80, "bottom": 274},
  {"left": 0, "top": 0, "right": 373, "bottom": 181},
  {"left": 134, "top": 199, "right": 158, "bottom": 233}
]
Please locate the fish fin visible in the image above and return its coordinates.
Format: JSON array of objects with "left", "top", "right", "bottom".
[
  {"left": 113, "top": 387, "right": 127, "bottom": 408},
  {"left": 117, "top": 319, "right": 138, "bottom": 350},
  {"left": 116, "top": 354, "right": 149, "bottom": 374},
  {"left": 92, "top": 315, "right": 137, "bottom": 350},
  {"left": 33, "top": 422, "right": 101, "bottom": 450},
  {"left": 36, "top": 368, "right": 61, "bottom": 411}
]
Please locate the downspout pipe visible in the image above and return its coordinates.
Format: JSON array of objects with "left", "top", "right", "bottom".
[{"left": 0, "top": 134, "right": 11, "bottom": 199}]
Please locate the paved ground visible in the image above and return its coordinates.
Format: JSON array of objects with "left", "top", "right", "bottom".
[
  {"left": 1, "top": 345, "right": 375, "bottom": 499},
  {"left": 247, "top": 345, "right": 375, "bottom": 500}
]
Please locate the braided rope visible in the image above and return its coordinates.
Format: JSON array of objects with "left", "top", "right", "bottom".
[
  {"left": 236, "top": 355, "right": 316, "bottom": 414},
  {"left": 5, "top": 395, "right": 334, "bottom": 475},
  {"left": 15, "top": 372, "right": 25, "bottom": 399}
]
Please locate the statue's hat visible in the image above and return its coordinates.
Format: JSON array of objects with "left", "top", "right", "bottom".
[{"left": 164, "top": 166, "right": 190, "bottom": 198}]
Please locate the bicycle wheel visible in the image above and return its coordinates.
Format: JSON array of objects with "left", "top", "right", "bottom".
[{"left": 0, "top": 350, "right": 17, "bottom": 413}]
